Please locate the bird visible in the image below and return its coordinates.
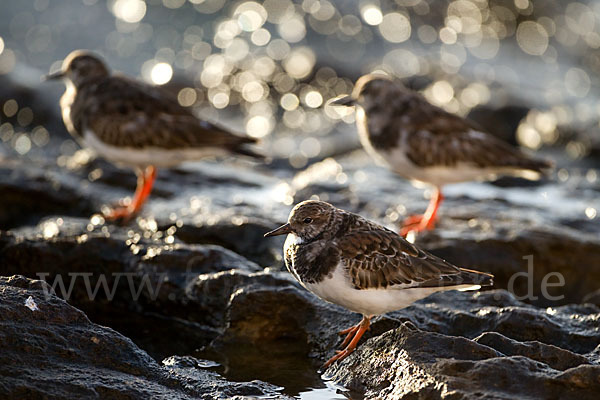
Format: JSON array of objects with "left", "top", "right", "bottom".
[
  {"left": 45, "top": 50, "right": 262, "bottom": 221},
  {"left": 264, "top": 200, "right": 493, "bottom": 368},
  {"left": 331, "top": 74, "right": 552, "bottom": 237}
]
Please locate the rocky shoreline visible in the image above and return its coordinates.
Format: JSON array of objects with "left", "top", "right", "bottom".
[{"left": 1, "top": 147, "right": 599, "bottom": 398}]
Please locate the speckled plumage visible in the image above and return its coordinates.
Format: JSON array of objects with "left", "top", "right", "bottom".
[
  {"left": 350, "top": 74, "right": 551, "bottom": 181},
  {"left": 272, "top": 200, "right": 492, "bottom": 302},
  {"left": 47, "top": 50, "right": 261, "bottom": 220},
  {"left": 265, "top": 200, "right": 493, "bottom": 367},
  {"left": 53, "top": 50, "right": 260, "bottom": 166},
  {"left": 331, "top": 74, "right": 552, "bottom": 237}
]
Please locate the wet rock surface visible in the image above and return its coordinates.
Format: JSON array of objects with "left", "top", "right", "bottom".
[
  {"left": 1, "top": 137, "right": 599, "bottom": 397},
  {"left": 2, "top": 0, "right": 600, "bottom": 397},
  {"left": 0, "top": 275, "right": 289, "bottom": 399},
  {"left": 326, "top": 290, "right": 600, "bottom": 400}
]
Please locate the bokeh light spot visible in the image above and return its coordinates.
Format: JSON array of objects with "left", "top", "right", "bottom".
[
  {"left": 177, "top": 88, "right": 197, "bottom": 107},
  {"left": 278, "top": 15, "right": 306, "bottom": 43},
  {"left": 31, "top": 126, "right": 50, "bottom": 147},
  {"left": 516, "top": 21, "right": 548, "bottom": 55},
  {"left": 361, "top": 5, "right": 383, "bottom": 26},
  {"left": 150, "top": 62, "right": 173, "bottom": 85},
  {"left": 283, "top": 47, "right": 316, "bottom": 79},
  {"left": 430, "top": 81, "right": 454, "bottom": 104},
  {"left": 300, "top": 137, "right": 321, "bottom": 157},
  {"left": 17, "top": 108, "right": 34, "bottom": 127},
  {"left": 14, "top": 134, "right": 32, "bottom": 155},
  {"left": 111, "top": 0, "right": 146, "bottom": 23},
  {"left": 565, "top": 67, "right": 590, "bottom": 97},
  {"left": 379, "top": 13, "right": 411, "bottom": 43},
  {"left": 162, "top": 0, "right": 185, "bottom": 9},
  {"left": 235, "top": 2, "right": 267, "bottom": 32},
  {"left": 304, "top": 91, "right": 323, "bottom": 108},
  {"left": 209, "top": 91, "right": 229, "bottom": 109},
  {"left": 3, "top": 100, "right": 18, "bottom": 117},
  {"left": 281, "top": 93, "right": 299, "bottom": 110},
  {"left": 246, "top": 115, "right": 272, "bottom": 138},
  {"left": 242, "top": 81, "right": 265, "bottom": 102},
  {"left": 251, "top": 28, "right": 271, "bottom": 46},
  {"left": 417, "top": 25, "right": 437, "bottom": 44}
]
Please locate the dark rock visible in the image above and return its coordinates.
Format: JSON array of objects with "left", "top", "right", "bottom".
[
  {"left": 197, "top": 269, "right": 355, "bottom": 394},
  {"left": 212, "top": 276, "right": 353, "bottom": 357},
  {"left": 474, "top": 331, "right": 590, "bottom": 371},
  {"left": 0, "top": 226, "right": 265, "bottom": 360},
  {"left": 326, "top": 290, "right": 600, "bottom": 399},
  {"left": 582, "top": 289, "right": 600, "bottom": 307},
  {"left": 0, "top": 159, "right": 97, "bottom": 229},
  {"left": 416, "top": 228, "right": 600, "bottom": 307},
  {"left": 162, "top": 356, "right": 292, "bottom": 400},
  {"left": 1, "top": 122, "right": 600, "bottom": 398},
  {"left": 0, "top": 275, "right": 288, "bottom": 399},
  {"left": 175, "top": 217, "right": 282, "bottom": 267}
]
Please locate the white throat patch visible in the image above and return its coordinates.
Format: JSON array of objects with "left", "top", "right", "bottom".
[{"left": 285, "top": 233, "right": 305, "bottom": 246}]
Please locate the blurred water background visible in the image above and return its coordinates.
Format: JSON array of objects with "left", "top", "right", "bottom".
[
  {"left": 1, "top": 1, "right": 599, "bottom": 398},
  {"left": 0, "top": 0, "right": 599, "bottom": 169}
]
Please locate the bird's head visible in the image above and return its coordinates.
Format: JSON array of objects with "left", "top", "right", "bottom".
[
  {"left": 44, "top": 50, "right": 109, "bottom": 87},
  {"left": 329, "top": 73, "right": 394, "bottom": 108},
  {"left": 264, "top": 200, "right": 336, "bottom": 242}
]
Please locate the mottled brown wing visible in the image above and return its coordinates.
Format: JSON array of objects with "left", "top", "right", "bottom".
[
  {"left": 336, "top": 228, "right": 472, "bottom": 290},
  {"left": 83, "top": 76, "right": 256, "bottom": 152},
  {"left": 402, "top": 99, "right": 550, "bottom": 171}
]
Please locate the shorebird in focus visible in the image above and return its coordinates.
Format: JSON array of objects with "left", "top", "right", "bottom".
[
  {"left": 45, "top": 50, "right": 261, "bottom": 221},
  {"left": 264, "top": 200, "right": 493, "bottom": 368},
  {"left": 332, "top": 74, "right": 552, "bottom": 237}
]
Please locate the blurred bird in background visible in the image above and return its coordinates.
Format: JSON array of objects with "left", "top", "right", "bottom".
[
  {"left": 45, "top": 50, "right": 262, "bottom": 221},
  {"left": 332, "top": 74, "right": 552, "bottom": 237}
]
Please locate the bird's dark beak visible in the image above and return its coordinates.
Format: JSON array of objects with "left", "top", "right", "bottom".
[
  {"left": 264, "top": 223, "right": 292, "bottom": 237},
  {"left": 42, "top": 71, "right": 64, "bottom": 81},
  {"left": 329, "top": 95, "right": 356, "bottom": 106}
]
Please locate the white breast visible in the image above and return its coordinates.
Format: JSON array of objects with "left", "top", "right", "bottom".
[
  {"left": 356, "top": 106, "right": 422, "bottom": 182},
  {"left": 356, "top": 111, "right": 506, "bottom": 187},
  {"left": 304, "top": 263, "right": 472, "bottom": 316},
  {"left": 60, "top": 83, "right": 77, "bottom": 135},
  {"left": 82, "top": 129, "right": 227, "bottom": 168}
]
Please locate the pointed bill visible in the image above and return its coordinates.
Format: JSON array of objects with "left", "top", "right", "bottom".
[
  {"left": 42, "top": 71, "right": 64, "bottom": 81},
  {"left": 328, "top": 95, "right": 355, "bottom": 106},
  {"left": 264, "top": 223, "right": 292, "bottom": 237}
]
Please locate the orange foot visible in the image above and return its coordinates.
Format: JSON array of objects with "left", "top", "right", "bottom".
[
  {"left": 399, "top": 213, "right": 437, "bottom": 237},
  {"left": 103, "top": 166, "right": 157, "bottom": 222},
  {"left": 338, "top": 320, "right": 372, "bottom": 349},
  {"left": 323, "top": 316, "right": 371, "bottom": 369},
  {"left": 399, "top": 188, "right": 444, "bottom": 238},
  {"left": 103, "top": 202, "right": 140, "bottom": 222}
]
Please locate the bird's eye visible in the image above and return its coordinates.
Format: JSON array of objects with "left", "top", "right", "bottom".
[{"left": 303, "top": 217, "right": 312, "bottom": 224}]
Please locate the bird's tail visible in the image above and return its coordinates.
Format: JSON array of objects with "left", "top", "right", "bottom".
[
  {"left": 517, "top": 157, "right": 554, "bottom": 175},
  {"left": 231, "top": 138, "right": 265, "bottom": 159},
  {"left": 457, "top": 268, "right": 494, "bottom": 287}
]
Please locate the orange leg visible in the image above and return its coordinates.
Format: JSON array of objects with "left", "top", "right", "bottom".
[
  {"left": 323, "top": 316, "right": 371, "bottom": 369},
  {"left": 338, "top": 318, "right": 372, "bottom": 348},
  {"left": 338, "top": 324, "right": 359, "bottom": 349},
  {"left": 104, "top": 166, "right": 157, "bottom": 221},
  {"left": 400, "top": 188, "right": 444, "bottom": 237}
]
